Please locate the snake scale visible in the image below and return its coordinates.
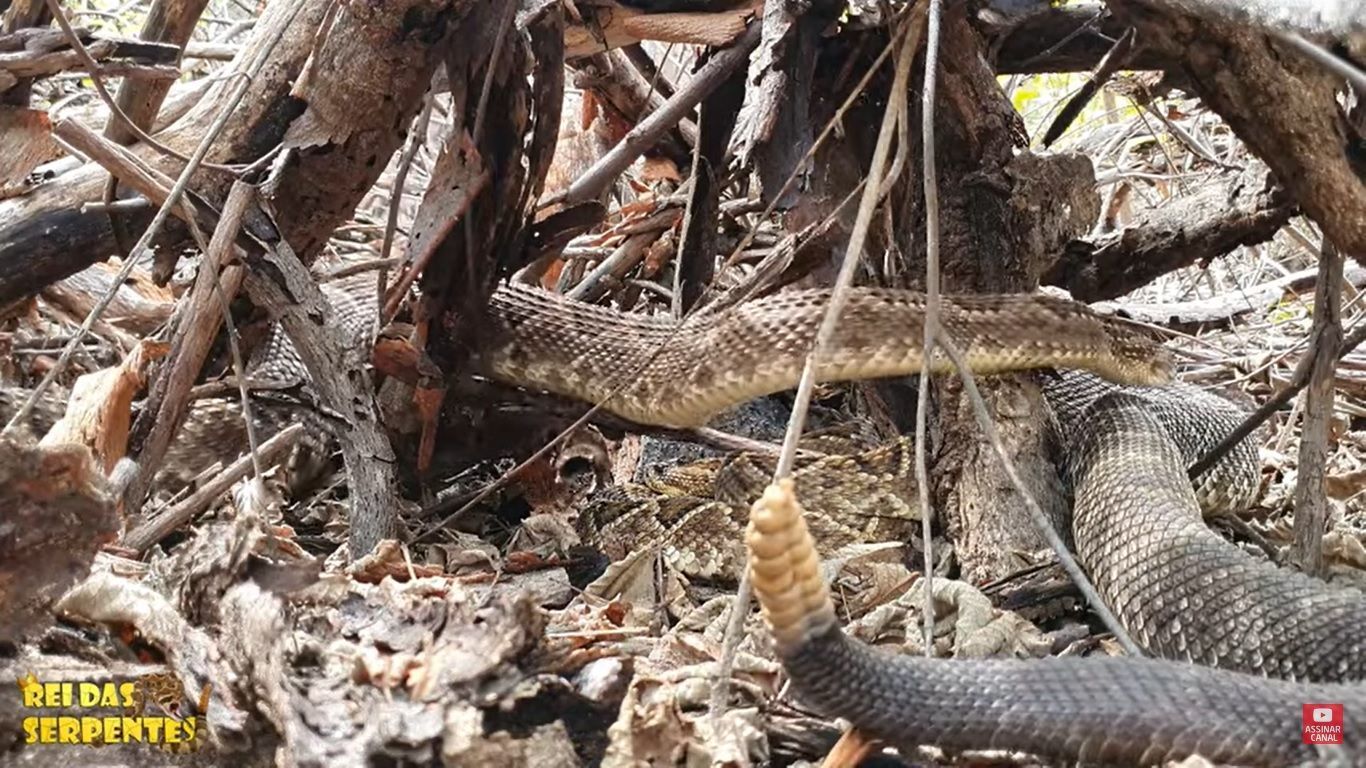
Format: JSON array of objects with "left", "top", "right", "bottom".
[{"left": 10, "top": 278, "right": 1365, "bottom": 764}]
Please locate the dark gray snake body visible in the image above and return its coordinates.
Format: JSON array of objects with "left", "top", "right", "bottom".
[
  {"left": 1063, "top": 383, "right": 1366, "bottom": 682},
  {"left": 761, "top": 375, "right": 1366, "bottom": 765},
  {"left": 782, "top": 630, "right": 1365, "bottom": 764}
]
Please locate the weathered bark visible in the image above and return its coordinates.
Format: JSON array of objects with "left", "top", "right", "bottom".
[
  {"left": 414, "top": 0, "right": 555, "bottom": 370},
  {"left": 1045, "top": 163, "right": 1297, "bottom": 302},
  {"left": 674, "top": 46, "right": 744, "bottom": 312},
  {"left": 891, "top": 9, "right": 1090, "bottom": 582},
  {"left": 920, "top": 13, "right": 1101, "bottom": 583},
  {"left": 1289, "top": 243, "right": 1344, "bottom": 577},
  {"left": 565, "top": 2, "right": 751, "bottom": 59},
  {"left": 0, "top": 0, "right": 51, "bottom": 105},
  {"left": 1113, "top": 1, "right": 1366, "bottom": 258},
  {"left": 104, "top": 0, "right": 212, "bottom": 146},
  {"left": 243, "top": 235, "right": 400, "bottom": 557},
  {"left": 0, "top": 0, "right": 318, "bottom": 303},
  {"left": 0, "top": 0, "right": 454, "bottom": 306},
  {"left": 568, "top": 48, "right": 692, "bottom": 163},
  {"left": 123, "top": 181, "right": 249, "bottom": 514},
  {"left": 1, "top": 0, "right": 459, "bottom": 560},
  {"left": 0, "top": 27, "right": 181, "bottom": 81},
  {"left": 989, "top": 5, "right": 1177, "bottom": 74},
  {"left": 0, "top": 439, "right": 118, "bottom": 642},
  {"left": 736, "top": 0, "right": 832, "bottom": 210}
]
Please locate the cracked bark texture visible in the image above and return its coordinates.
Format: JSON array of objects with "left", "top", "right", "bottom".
[
  {"left": 1111, "top": 0, "right": 1366, "bottom": 258},
  {"left": 0, "top": 0, "right": 457, "bottom": 305},
  {"left": 899, "top": 10, "right": 1086, "bottom": 583},
  {"left": 1045, "top": 161, "right": 1297, "bottom": 302}
]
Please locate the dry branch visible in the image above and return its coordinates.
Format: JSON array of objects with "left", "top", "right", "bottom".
[
  {"left": 556, "top": 23, "right": 761, "bottom": 209},
  {"left": 565, "top": 2, "right": 756, "bottom": 58},
  {"left": 1094, "top": 262, "right": 1366, "bottom": 327},
  {"left": 1189, "top": 321, "right": 1366, "bottom": 482},
  {"left": 1045, "top": 165, "right": 1296, "bottom": 302},
  {"left": 1112, "top": 1, "right": 1366, "bottom": 258},
  {"left": 242, "top": 233, "right": 400, "bottom": 557},
  {"left": 1144, "top": 0, "right": 1366, "bottom": 36},
  {"left": 123, "top": 422, "right": 304, "bottom": 554},
  {"left": 124, "top": 181, "right": 253, "bottom": 513},
  {"left": 990, "top": 5, "right": 1175, "bottom": 74},
  {"left": 0, "top": 0, "right": 454, "bottom": 306},
  {"left": 0, "top": 26, "right": 180, "bottom": 82},
  {"left": 103, "top": 0, "right": 211, "bottom": 147},
  {"left": 1290, "top": 243, "right": 1345, "bottom": 576}
]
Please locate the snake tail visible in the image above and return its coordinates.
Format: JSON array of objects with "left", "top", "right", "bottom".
[{"left": 744, "top": 480, "right": 1366, "bottom": 766}]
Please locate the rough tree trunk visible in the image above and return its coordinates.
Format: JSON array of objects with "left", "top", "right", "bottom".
[{"left": 913, "top": 9, "right": 1097, "bottom": 583}]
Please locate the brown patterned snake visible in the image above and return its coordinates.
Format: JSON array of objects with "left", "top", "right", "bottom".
[
  {"left": 482, "top": 284, "right": 1366, "bottom": 765},
  {"left": 9, "top": 281, "right": 1365, "bottom": 763}
]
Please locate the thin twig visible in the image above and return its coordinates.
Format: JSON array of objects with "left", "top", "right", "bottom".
[
  {"left": 936, "top": 336, "right": 1140, "bottom": 654},
  {"left": 211, "top": 184, "right": 265, "bottom": 481},
  {"left": 913, "top": 0, "right": 1136, "bottom": 653},
  {"left": 325, "top": 257, "right": 404, "bottom": 282},
  {"left": 472, "top": 0, "right": 517, "bottom": 149},
  {"left": 378, "top": 91, "right": 435, "bottom": 337},
  {"left": 913, "top": 0, "right": 939, "bottom": 657},
  {"left": 1275, "top": 31, "right": 1366, "bottom": 95},
  {"left": 548, "top": 24, "right": 761, "bottom": 210},
  {"left": 1188, "top": 320, "right": 1366, "bottom": 481},
  {"left": 124, "top": 190, "right": 250, "bottom": 510},
  {"left": 42, "top": 0, "right": 242, "bottom": 173},
  {"left": 468, "top": 2, "right": 502, "bottom": 317},
  {"left": 80, "top": 198, "right": 152, "bottom": 214},
  {"left": 709, "top": 2, "right": 920, "bottom": 725},
  {"left": 123, "top": 423, "right": 305, "bottom": 553},
  {"left": 3, "top": 2, "right": 306, "bottom": 440}
]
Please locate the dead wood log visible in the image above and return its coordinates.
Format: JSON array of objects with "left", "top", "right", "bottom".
[
  {"left": 103, "top": 0, "right": 211, "bottom": 146},
  {"left": 568, "top": 3, "right": 1177, "bottom": 75},
  {"left": 1093, "top": 262, "right": 1366, "bottom": 328},
  {"left": 989, "top": 5, "right": 1177, "bottom": 74},
  {"left": 0, "top": 0, "right": 454, "bottom": 306},
  {"left": 0, "top": 27, "right": 180, "bottom": 82},
  {"left": 1, "top": 0, "right": 52, "bottom": 103},
  {"left": 1111, "top": 0, "right": 1366, "bottom": 258},
  {"left": 1044, "top": 164, "right": 1297, "bottom": 302}
]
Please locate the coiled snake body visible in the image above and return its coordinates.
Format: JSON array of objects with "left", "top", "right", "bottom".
[
  {"left": 481, "top": 285, "right": 1365, "bottom": 765},
  {"left": 12, "top": 280, "right": 1365, "bottom": 764}
]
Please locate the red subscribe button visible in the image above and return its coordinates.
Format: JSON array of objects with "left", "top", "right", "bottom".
[{"left": 1303, "top": 704, "right": 1344, "bottom": 745}]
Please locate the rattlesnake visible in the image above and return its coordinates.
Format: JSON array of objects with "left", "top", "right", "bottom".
[
  {"left": 10, "top": 278, "right": 1364, "bottom": 764},
  {"left": 479, "top": 284, "right": 1365, "bottom": 765}
]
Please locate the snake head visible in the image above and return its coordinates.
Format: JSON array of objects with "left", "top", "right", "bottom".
[{"left": 1104, "top": 336, "right": 1174, "bottom": 385}]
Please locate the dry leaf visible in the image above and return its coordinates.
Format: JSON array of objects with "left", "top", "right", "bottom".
[
  {"left": 0, "top": 106, "right": 56, "bottom": 190},
  {"left": 40, "top": 339, "right": 169, "bottom": 471},
  {"left": 639, "top": 155, "right": 681, "bottom": 184},
  {"left": 1326, "top": 469, "right": 1366, "bottom": 500},
  {"left": 350, "top": 539, "right": 444, "bottom": 583}
]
